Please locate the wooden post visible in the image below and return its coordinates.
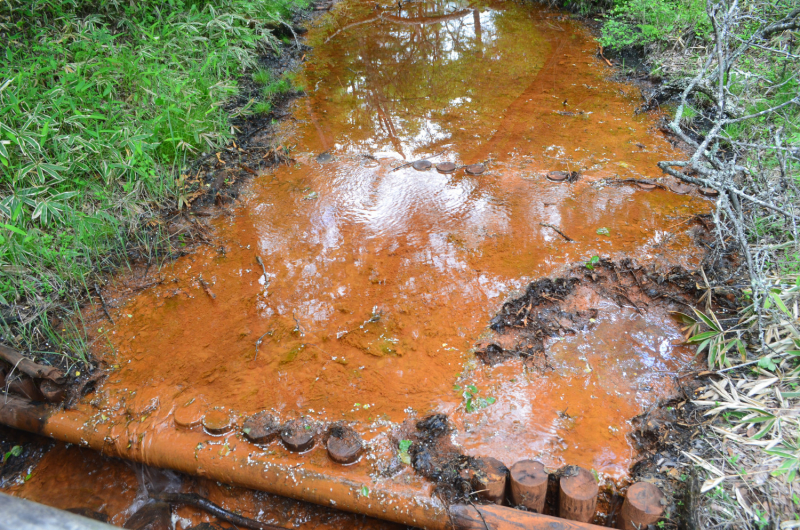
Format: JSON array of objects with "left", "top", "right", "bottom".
[
  {"left": 509, "top": 460, "right": 548, "bottom": 513},
  {"left": 280, "top": 419, "right": 315, "bottom": 452},
  {"left": 559, "top": 466, "right": 598, "bottom": 522},
  {"left": 472, "top": 457, "right": 508, "bottom": 504},
  {"left": 618, "top": 482, "right": 665, "bottom": 530}
]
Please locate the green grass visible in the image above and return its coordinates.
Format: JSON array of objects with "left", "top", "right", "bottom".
[
  {"left": 0, "top": 0, "right": 308, "bottom": 354},
  {"left": 599, "top": 0, "right": 710, "bottom": 48},
  {"left": 252, "top": 69, "right": 274, "bottom": 86},
  {"left": 253, "top": 102, "right": 274, "bottom": 115}
]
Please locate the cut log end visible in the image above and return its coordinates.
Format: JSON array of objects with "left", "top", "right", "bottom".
[
  {"left": 281, "top": 419, "right": 315, "bottom": 452},
  {"left": 619, "top": 482, "right": 665, "bottom": 530},
  {"left": 39, "top": 379, "right": 67, "bottom": 404},
  {"left": 509, "top": 459, "right": 548, "bottom": 513},
  {"left": 202, "top": 409, "right": 232, "bottom": 435},
  {"left": 472, "top": 456, "right": 508, "bottom": 505},
  {"left": 326, "top": 425, "right": 363, "bottom": 464},
  {"left": 242, "top": 411, "right": 282, "bottom": 444},
  {"left": 465, "top": 163, "right": 486, "bottom": 175},
  {"left": 436, "top": 162, "right": 457, "bottom": 173},
  {"left": 174, "top": 399, "right": 205, "bottom": 429},
  {"left": 559, "top": 466, "right": 598, "bottom": 522}
]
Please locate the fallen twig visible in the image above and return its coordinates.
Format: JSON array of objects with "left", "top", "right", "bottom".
[
  {"left": 254, "top": 331, "right": 270, "bottom": 361},
  {"left": 94, "top": 283, "right": 115, "bottom": 324},
  {"left": 198, "top": 276, "right": 216, "bottom": 300},
  {"left": 539, "top": 223, "right": 574, "bottom": 242},
  {"left": 154, "top": 492, "right": 287, "bottom": 530},
  {"left": 256, "top": 255, "right": 269, "bottom": 288},
  {"left": 598, "top": 46, "right": 613, "bottom": 67}
]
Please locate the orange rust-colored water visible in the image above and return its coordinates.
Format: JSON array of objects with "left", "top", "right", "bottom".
[
  {"left": 6, "top": 443, "right": 401, "bottom": 529},
  {"left": 7, "top": 0, "right": 709, "bottom": 524}
]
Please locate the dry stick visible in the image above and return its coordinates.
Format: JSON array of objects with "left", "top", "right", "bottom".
[
  {"left": 0, "top": 344, "right": 65, "bottom": 384},
  {"left": 198, "top": 276, "right": 216, "bottom": 300},
  {"left": 256, "top": 255, "right": 269, "bottom": 289},
  {"left": 598, "top": 46, "right": 613, "bottom": 67},
  {"left": 466, "top": 498, "right": 490, "bottom": 530},
  {"left": 153, "top": 492, "right": 287, "bottom": 530},
  {"left": 3, "top": 359, "right": 23, "bottom": 403},
  {"left": 539, "top": 223, "right": 574, "bottom": 242},
  {"left": 254, "top": 331, "right": 270, "bottom": 362},
  {"left": 94, "top": 283, "right": 114, "bottom": 325},
  {"left": 659, "top": 161, "right": 800, "bottom": 221}
]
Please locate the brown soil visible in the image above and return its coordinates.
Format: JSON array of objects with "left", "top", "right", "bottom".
[{"left": 475, "top": 257, "right": 736, "bottom": 369}]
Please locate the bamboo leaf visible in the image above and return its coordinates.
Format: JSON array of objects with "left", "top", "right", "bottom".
[{"left": 693, "top": 308, "right": 721, "bottom": 332}]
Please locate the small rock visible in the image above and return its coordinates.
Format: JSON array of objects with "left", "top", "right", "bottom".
[
  {"left": 412, "top": 160, "right": 432, "bottom": 171},
  {"left": 174, "top": 399, "right": 205, "bottom": 429}
]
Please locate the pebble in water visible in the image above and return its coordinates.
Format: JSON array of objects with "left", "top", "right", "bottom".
[{"left": 123, "top": 502, "right": 171, "bottom": 530}]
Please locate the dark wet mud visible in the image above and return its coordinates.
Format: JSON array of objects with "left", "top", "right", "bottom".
[{"left": 4, "top": 0, "right": 714, "bottom": 526}]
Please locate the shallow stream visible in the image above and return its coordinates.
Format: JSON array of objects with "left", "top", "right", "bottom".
[{"left": 4, "top": 0, "right": 709, "bottom": 526}]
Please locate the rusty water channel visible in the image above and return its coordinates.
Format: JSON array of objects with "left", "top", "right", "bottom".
[{"left": 4, "top": 0, "right": 711, "bottom": 527}]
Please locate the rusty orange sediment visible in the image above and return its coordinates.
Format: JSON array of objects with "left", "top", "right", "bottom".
[
  {"left": 4, "top": 0, "right": 710, "bottom": 525},
  {"left": 1, "top": 394, "right": 612, "bottom": 529}
]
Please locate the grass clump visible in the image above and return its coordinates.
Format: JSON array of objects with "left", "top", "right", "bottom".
[
  {"left": 252, "top": 69, "right": 274, "bottom": 86},
  {"left": 599, "top": 0, "right": 711, "bottom": 48},
  {"left": 0, "top": 0, "right": 308, "bottom": 355},
  {"left": 253, "top": 102, "right": 274, "bottom": 116}
]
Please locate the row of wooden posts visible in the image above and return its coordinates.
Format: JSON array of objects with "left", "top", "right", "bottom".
[{"left": 473, "top": 458, "right": 665, "bottom": 530}]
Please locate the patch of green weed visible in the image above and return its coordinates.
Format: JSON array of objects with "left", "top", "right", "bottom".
[
  {"left": 599, "top": 0, "right": 711, "bottom": 48},
  {"left": 0, "top": 0, "right": 309, "bottom": 350}
]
